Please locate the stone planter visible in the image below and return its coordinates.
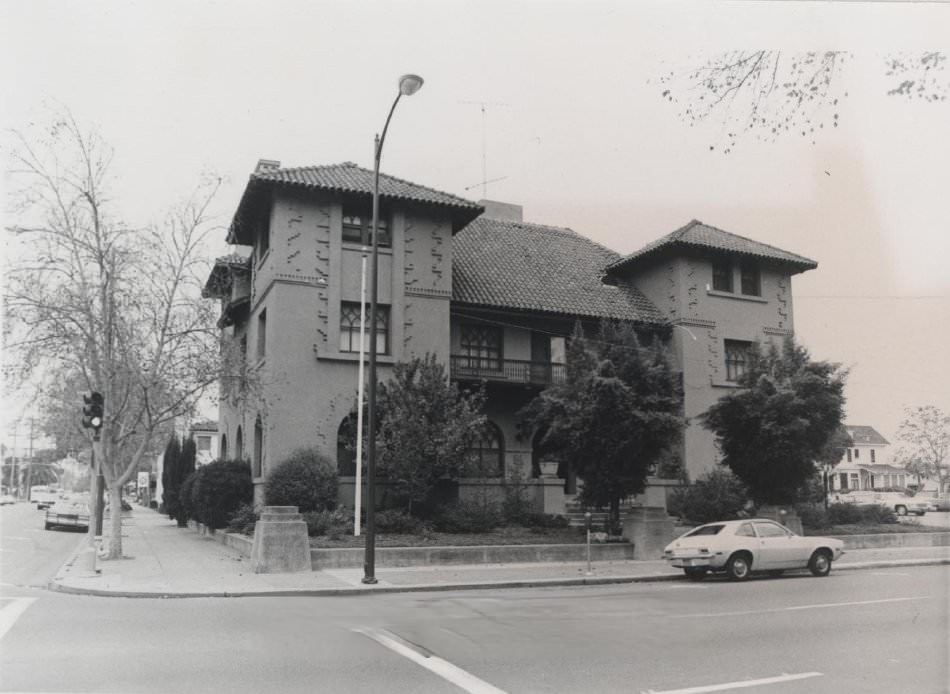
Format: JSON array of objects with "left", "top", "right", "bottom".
[{"left": 539, "top": 460, "right": 559, "bottom": 477}]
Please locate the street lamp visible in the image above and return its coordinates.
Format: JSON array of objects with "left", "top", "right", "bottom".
[{"left": 363, "top": 73, "right": 424, "bottom": 584}]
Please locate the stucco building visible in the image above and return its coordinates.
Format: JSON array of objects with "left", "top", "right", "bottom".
[{"left": 203, "top": 160, "right": 818, "bottom": 509}]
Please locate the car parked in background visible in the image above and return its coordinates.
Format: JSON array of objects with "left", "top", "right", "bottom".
[
  {"left": 45, "top": 499, "right": 90, "bottom": 531},
  {"left": 920, "top": 492, "right": 950, "bottom": 512},
  {"left": 662, "top": 519, "right": 845, "bottom": 581},
  {"left": 0, "top": 493, "right": 16, "bottom": 505},
  {"left": 833, "top": 489, "right": 928, "bottom": 516}
]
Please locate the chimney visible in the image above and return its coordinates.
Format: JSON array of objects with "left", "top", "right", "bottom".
[
  {"left": 255, "top": 159, "right": 281, "bottom": 174},
  {"left": 478, "top": 199, "right": 523, "bottom": 222}
]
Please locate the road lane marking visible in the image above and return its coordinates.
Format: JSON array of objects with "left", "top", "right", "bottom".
[
  {"left": 641, "top": 671, "right": 822, "bottom": 693},
  {"left": 355, "top": 627, "right": 507, "bottom": 694},
  {"left": 0, "top": 597, "right": 37, "bottom": 641},
  {"left": 868, "top": 572, "right": 911, "bottom": 576},
  {"left": 672, "top": 596, "right": 927, "bottom": 619}
]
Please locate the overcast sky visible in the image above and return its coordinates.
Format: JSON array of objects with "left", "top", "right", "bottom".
[{"left": 2, "top": 0, "right": 948, "bottom": 454}]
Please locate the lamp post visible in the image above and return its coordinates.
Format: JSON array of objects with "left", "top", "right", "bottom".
[{"left": 363, "top": 73, "right": 424, "bottom": 584}]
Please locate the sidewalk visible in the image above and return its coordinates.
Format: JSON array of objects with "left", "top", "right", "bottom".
[{"left": 50, "top": 509, "right": 950, "bottom": 598}]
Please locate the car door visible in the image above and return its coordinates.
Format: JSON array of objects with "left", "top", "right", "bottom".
[{"left": 752, "top": 521, "right": 799, "bottom": 568}]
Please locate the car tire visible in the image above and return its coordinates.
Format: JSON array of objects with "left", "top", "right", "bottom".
[
  {"left": 684, "top": 568, "right": 708, "bottom": 581},
  {"left": 808, "top": 550, "right": 832, "bottom": 577},
  {"left": 726, "top": 553, "right": 752, "bottom": 581},
  {"left": 895, "top": 505, "right": 908, "bottom": 516}
]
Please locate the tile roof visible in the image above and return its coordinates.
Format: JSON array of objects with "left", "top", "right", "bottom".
[
  {"left": 845, "top": 425, "right": 890, "bottom": 446},
  {"left": 606, "top": 219, "right": 818, "bottom": 275},
  {"left": 452, "top": 217, "right": 667, "bottom": 324},
  {"left": 202, "top": 253, "right": 251, "bottom": 299},
  {"left": 228, "top": 162, "right": 483, "bottom": 244}
]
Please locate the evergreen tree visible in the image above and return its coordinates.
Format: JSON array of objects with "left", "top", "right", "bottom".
[
  {"left": 700, "top": 337, "right": 847, "bottom": 506},
  {"left": 519, "top": 321, "right": 684, "bottom": 532},
  {"left": 161, "top": 436, "right": 182, "bottom": 520}
]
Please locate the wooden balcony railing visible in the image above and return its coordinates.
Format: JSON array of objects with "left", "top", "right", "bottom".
[{"left": 450, "top": 355, "right": 566, "bottom": 386}]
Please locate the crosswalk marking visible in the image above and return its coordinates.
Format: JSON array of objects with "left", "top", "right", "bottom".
[{"left": 0, "top": 597, "right": 37, "bottom": 641}]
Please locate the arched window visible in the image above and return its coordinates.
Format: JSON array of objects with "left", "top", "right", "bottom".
[
  {"left": 464, "top": 421, "right": 504, "bottom": 477},
  {"left": 253, "top": 416, "right": 263, "bottom": 478},
  {"left": 235, "top": 426, "right": 244, "bottom": 460},
  {"left": 220, "top": 434, "right": 228, "bottom": 461},
  {"left": 337, "top": 416, "right": 357, "bottom": 476}
]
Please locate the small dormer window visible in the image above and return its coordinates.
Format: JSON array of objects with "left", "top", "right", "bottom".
[
  {"left": 342, "top": 205, "right": 390, "bottom": 247},
  {"left": 712, "top": 261, "right": 733, "bottom": 292},
  {"left": 740, "top": 264, "right": 761, "bottom": 296}
]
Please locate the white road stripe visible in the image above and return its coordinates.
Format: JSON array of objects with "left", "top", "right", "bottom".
[
  {"left": 642, "top": 671, "right": 822, "bottom": 693},
  {"left": 355, "top": 627, "right": 507, "bottom": 694},
  {"left": 672, "top": 595, "right": 927, "bottom": 619},
  {"left": 868, "top": 572, "right": 911, "bottom": 576},
  {"left": 0, "top": 597, "right": 37, "bottom": 640}
]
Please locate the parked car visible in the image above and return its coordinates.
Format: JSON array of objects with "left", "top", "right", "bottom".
[
  {"left": 920, "top": 492, "right": 950, "bottom": 512},
  {"left": 0, "top": 494, "right": 16, "bottom": 505},
  {"left": 834, "top": 489, "right": 928, "bottom": 516},
  {"left": 662, "top": 519, "right": 845, "bottom": 581},
  {"left": 44, "top": 500, "right": 90, "bottom": 531}
]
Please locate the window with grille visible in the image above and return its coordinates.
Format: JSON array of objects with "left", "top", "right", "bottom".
[
  {"left": 342, "top": 206, "right": 390, "bottom": 247},
  {"left": 724, "top": 339, "right": 753, "bottom": 382},
  {"left": 740, "top": 264, "right": 761, "bottom": 296},
  {"left": 463, "top": 422, "right": 504, "bottom": 477},
  {"left": 460, "top": 324, "right": 503, "bottom": 370},
  {"left": 712, "top": 261, "right": 733, "bottom": 292},
  {"left": 340, "top": 302, "right": 389, "bottom": 354}
]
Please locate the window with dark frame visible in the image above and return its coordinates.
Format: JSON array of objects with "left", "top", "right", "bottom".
[
  {"left": 460, "top": 324, "right": 503, "bottom": 370},
  {"left": 724, "top": 339, "right": 753, "bottom": 382},
  {"left": 854, "top": 449, "right": 860, "bottom": 459},
  {"left": 256, "top": 309, "right": 267, "bottom": 360},
  {"left": 463, "top": 422, "right": 504, "bottom": 477},
  {"left": 847, "top": 449, "right": 852, "bottom": 462},
  {"left": 342, "top": 205, "right": 391, "bottom": 248},
  {"left": 712, "top": 261, "right": 733, "bottom": 292},
  {"left": 339, "top": 302, "right": 389, "bottom": 355},
  {"left": 871, "top": 449, "right": 876, "bottom": 463},
  {"left": 740, "top": 264, "right": 761, "bottom": 296}
]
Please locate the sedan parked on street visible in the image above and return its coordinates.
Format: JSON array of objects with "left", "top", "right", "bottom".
[
  {"left": 44, "top": 500, "right": 90, "bottom": 531},
  {"left": 663, "top": 519, "right": 845, "bottom": 581},
  {"left": 834, "top": 489, "right": 928, "bottom": 516}
]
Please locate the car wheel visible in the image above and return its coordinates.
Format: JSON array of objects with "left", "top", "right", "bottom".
[
  {"left": 895, "top": 505, "right": 908, "bottom": 516},
  {"left": 684, "top": 568, "right": 708, "bottom": 581},
  {"left": 809, "top": 550, "right": 832, "bottom": 577},
  {"left": 726, "top": 553, "right": 752, "bottom": 581}
]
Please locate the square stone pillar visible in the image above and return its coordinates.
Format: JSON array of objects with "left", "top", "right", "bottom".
[
  {"left": 250, "top": 506, "right": 311, "bottom": 573},
  {"left": 622, "top": 506, "right": 676, "bottom": 559},
  {"left": 538, "top": 473, "right": 565, "bottom": 516}
]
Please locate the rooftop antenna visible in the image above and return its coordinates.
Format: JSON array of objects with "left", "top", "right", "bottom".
[{"left": 459, "top": 100, "right": 510, "bottom": 199}]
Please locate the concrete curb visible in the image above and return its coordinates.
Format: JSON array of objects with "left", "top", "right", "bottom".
[{"left": 47, "top": 557, "right": 950, "bottom": 599}]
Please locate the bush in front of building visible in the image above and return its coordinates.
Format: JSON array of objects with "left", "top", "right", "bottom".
[
  {"left": 264, "top": 448, "right": 338, "bottom": 513},
  {"left": 433, "top": 499, "right": 503, "bottom": 533},
  {"left": 227, "top": 503, "right": 259, "bottom": 536},
  {"left": 374, "top": 509, "right": 427, "bottom": 534},
  {"left": 303, "top": 508, "right": 350, "bottom": 538},
  {"left": 190, "top": 459, "right": 254, "bottom": 530},
  {"left": 667, "top": 469, "right": 749, "bottom": 524},
  {"left": 827, "top": 502, "right": 897, "bottom": 525},
  {"left": 179, "top": 471, "right": 198, "bottom": 523}
]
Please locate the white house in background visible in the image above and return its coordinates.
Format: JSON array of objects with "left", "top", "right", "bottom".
[
  {"left": 830, "top": 425, "right": 906, "bottom": 491},
  {"left": 189, "top": 420, "right": 221, "bottom": 466}
]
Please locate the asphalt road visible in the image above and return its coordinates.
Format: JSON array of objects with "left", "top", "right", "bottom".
[{"left": 1, "top": 501, "right": 948, "bottom": 693}]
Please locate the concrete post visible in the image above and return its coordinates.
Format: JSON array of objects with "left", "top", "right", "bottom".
[
  {"left": 622, "top": 506, "right": 676, "bottom": 559},
  {"left": 250, "top": 506, "right": 311, "bottom": 573}
]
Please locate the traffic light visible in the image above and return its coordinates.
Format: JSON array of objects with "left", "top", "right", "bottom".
[{"left": 82, "top": 392, "right": 104, "bottom": 432}]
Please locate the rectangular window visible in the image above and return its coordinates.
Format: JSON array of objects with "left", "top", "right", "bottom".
[
  {"left": 724, "top": 339, "right": 753, "bottom": 382},
  {"left": 870, "top": 449, "right": 876, "bottom": 463},
  {"left": 339, "top": 302, "right": 389, "bottom": 354},
  {"left": 342, "top": 205, "right": 390, "bottom": 247},
  {"left": 849, "top": 473, "right": 859, "bottom": 488},
  {"left": 460, "top": 324, "right": 503, "bottom": 371},
  {"left": 846, "top": 449, "right": 852, "bottom": 462},
  {"left": 854, "top": 449, "right": 860, "bottom": 460},
  {"left": 712, "top": 261, "right": 733, "bottom": 292},
  {"left": 740, "top": 264, "right": 761, "bottom": 296},
  {"left": 256, "top": 309, "right": 267, "bottom": 360},
  {"left": 839, "top": 473, "right": 848, "bottom": 489}
]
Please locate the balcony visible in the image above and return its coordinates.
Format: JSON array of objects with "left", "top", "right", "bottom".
[{"left": 450, "top": 355, "right": 565, "bottom": 387}]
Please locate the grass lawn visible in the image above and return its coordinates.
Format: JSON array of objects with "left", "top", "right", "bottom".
[{"left": 309, "top": 525, "right": 591, "bottom": 548}]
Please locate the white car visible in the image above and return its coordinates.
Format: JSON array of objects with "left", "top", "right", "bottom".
[
  {"left": 834, "top": 490, "right": 928, "bottom": 516},
  {"left": 662, "top": 519, "right": 845, "bottom": 581}
]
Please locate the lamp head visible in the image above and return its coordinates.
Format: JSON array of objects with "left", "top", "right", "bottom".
[{"left": 398, "top": 74, "right": 424, "bottom": 96}]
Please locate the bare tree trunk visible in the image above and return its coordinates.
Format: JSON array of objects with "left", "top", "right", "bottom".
[{"left": 107, "top": 484, "right": 123, "bottom": 558}]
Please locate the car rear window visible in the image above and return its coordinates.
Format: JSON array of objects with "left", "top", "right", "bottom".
[{"left": 685, "top": 524, "right": 724, "bottom": 537}]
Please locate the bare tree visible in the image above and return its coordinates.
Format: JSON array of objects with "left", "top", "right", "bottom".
[
  {"left": 894, "top": 406, "right": 950, "bottom": 495},
  {"left": 656, "top": 51, "right": 947, "bottom": 153},
  {"left": 4, "top": 111, "right": 221, "bottom": 558}
]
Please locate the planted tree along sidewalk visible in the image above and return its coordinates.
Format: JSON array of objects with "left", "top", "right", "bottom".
[{"left": 4, "top": 112, "right": 221, "bottom": 558}]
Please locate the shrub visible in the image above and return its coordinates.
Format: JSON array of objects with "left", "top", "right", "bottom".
[
  {"left": 795, "top": 502, "right": 830, "bottom": 530},
  {"left": 827, "top": 502, "right": 862, "bottom": 525},
  {"left": 179, "top": 471, "right": 198, "bottom": 522},
  {"left": 667, "top": 469, "right": 749, "bottom": 524},
  {"left": 303, "top": 508, "right": 350, "bottom": 537},
  {"left": 858, "top": 504, "right": 898, "bottom": 525},
  {"left": 227, "top": 503, "right": 259, "bottom": 536},
  {"left": 264, "top": 448, "right": 338, "bottom": 513},
  {"left": 374, "top": 509, "right": 426, "bottom": 534},
  {"left": 524, "top": 512, "right": 570, "bottom": 529},
  {"left": 433, "top": 500, "right": 503, "bottom": 533},
  {"left": 501, "top": 474, "right": 534, "bottom": 526},
  {"left": 191, "top": 459, "right": 254, "bottom": 530}
]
